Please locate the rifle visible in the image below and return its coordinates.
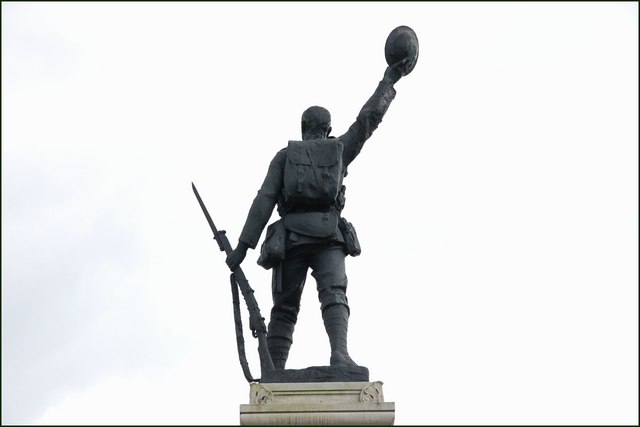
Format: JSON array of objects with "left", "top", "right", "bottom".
[{"left": 192, "top": 182, "right": 274, "bottom": 382}]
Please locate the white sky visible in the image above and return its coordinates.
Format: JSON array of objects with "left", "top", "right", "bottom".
[{"left": 2, "top": 1, "right": 638, "bottom": 425}]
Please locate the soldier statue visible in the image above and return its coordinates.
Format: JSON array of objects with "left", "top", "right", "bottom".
[{"left": 226, "top": 26, "right": 418, "bottom": 372}]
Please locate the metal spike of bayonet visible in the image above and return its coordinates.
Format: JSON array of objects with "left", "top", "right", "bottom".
[{"left": 192, "top": 182, "right": 226, "bottom": 253}]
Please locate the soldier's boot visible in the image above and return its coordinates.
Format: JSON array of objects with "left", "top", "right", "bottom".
[
  {"left": 322, "top": 304, "right": 358, "bottom": 367},
  {"left": 267, "top": 336, "right": 292, "bottom": 370}
]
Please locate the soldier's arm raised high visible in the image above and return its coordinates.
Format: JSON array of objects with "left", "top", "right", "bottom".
[{"left": 339, "top": 60, "right": 406, "bottom": 167}]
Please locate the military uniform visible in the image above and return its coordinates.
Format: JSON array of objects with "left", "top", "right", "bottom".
[{"left": 237, "top": 80, "right": 397, "bottom": 368}]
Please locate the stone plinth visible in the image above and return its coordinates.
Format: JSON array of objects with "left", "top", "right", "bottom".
[{"left": 239, "top": 381, "right": 395, "bottom": 425}]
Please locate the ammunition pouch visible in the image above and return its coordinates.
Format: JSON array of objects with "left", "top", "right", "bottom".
[
  {"left": 257, "top": 219, "right": 286, "bottom": 270},
  {"left": 338, "top": 217, "right": 361, "bottom": 257}
]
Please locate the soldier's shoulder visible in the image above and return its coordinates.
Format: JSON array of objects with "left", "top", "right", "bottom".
[{"left": 270, "top": 147, "right": 287, "bottom": 164}]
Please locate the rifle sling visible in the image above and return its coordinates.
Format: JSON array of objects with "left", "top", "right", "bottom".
[{"left": 230, "top": 273, "right": 257, "bottom": 383}]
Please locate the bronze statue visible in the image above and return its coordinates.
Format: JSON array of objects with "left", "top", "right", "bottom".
[{"left": 223, "top": 26, "right": 419, "bottom": 376}]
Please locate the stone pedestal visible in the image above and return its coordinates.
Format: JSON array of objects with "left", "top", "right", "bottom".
[{"left": 239, "top": 381, "right": 395, "bottom": 425}]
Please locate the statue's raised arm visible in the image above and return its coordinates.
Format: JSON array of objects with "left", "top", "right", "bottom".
[{"left": 339, "top": 26, "right": 419, "bottom": 167}]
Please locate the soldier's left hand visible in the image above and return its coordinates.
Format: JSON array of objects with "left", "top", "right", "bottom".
[{"left": 383, "top": 58, "right": 409, "bottom": 85}]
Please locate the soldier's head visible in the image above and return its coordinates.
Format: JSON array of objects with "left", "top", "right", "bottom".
[{"left": 301, "top": 106, "right": 332, "bottom": 140}]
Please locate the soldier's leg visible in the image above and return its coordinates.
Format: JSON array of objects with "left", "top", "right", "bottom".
[
  {"left": 267, "top": 245, "right": 310, "bottom": 369},
  {"left": 310, "top": 243, "right": 357, "bottom": 367}
]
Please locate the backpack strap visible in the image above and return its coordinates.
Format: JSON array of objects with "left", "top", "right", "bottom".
[{"left": 303, "top": 144, "right": 323, "bottom": 191}]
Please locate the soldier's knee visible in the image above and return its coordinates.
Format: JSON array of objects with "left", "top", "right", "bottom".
[
  {"left": 270, "top": 302, "right": 300, "bottom": 324},
  {"left": 318, "top": 287, "right": 349, "bottom": 314}
]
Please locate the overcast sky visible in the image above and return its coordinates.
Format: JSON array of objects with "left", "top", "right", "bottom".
[{"left": 2, "top": 1, "right": 638, "bottom": 425}]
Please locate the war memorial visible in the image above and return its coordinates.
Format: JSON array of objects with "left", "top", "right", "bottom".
[{"left": 194, "top": 25, "right": 418, "bottom": 424}]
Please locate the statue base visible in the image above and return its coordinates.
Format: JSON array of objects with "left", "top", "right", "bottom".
[
  {"left": 261, "top": 364, "right": 369, "bottom": 383},
  {"left": 239, "top": 381, "right": 395, "bottom": 425}
]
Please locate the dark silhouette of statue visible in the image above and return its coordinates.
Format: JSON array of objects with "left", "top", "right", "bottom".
[{"left": 226, "top": 26, "right": 418, "bottom": 373}]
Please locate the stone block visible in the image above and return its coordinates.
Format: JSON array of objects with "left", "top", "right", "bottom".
[{"left": 240, "top": 381, "right": 395, "bottom": 425}]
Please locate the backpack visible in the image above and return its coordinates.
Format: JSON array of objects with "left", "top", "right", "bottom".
[{"left": 283, "top": 139, "right": 344, "bottom": 208}]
